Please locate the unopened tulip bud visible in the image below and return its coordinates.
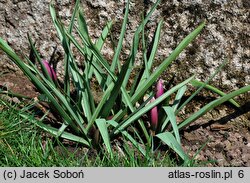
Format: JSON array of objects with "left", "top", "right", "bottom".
[
  {"left": 42, "top": 60, "right": 57, "bottom": 81},
  {"left": 150, "top": 97, "right": 158, "bottom": 131},
  {"left": 156, "top": 79, "right": 164, "bottom": 98}
]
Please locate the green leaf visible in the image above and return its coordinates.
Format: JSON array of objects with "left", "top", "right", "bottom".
[
  {"left": 74, "top": 27, "right": 114, "bottom": 80},
  {"left": 121, "top": 0, "right": 162, "bottom": 89},
  {"left": 156, "top": 132, "right": 189, "bottom": 161},
  {"left": 20, "top": 113, "right": 90, "bottom": 147},
  {"left": 66, "top": 0, "right": 80, "bottom": 98},
  {"left": 147, "top": 20, "right": 163, "bottom": 70},
  {"left": 68, "top": 0, "right": 80, "bottom": 33},
  {"left": 142, "top": 15, "right": 149, "bottom": 80},
  {"left": 86, "top": 84, "right": 113, "bottom": 132},
  {"left": 136, "top": 20, "right": 163, "bottom": 90},
  {"left": 88, "top": 21, "right": 113, "bottom": 87},
  {"left": 77, "top": 9, "right": 92, "bottom": 44},
  {"left": 178, "top": 85, "right": 250, "bottom": 130},
  {"left": 107, "top": 120, "right": 146, "bottom": 156},
  {"left": 173, "top": 85, "right": 187, "bottom": 111},
  {"left": 100, "top": 56, "right": 131, "bottom": 118},
  {"left": 132, "top": 22, "right": 206, "bottom": 104},
  {"left": 190, "top": 79, "right": 240, "bottom": 108},
  {"left": 95, "top": 21, "right": 113, "bottom": 50},
  {"left": 65, "top": 32, "right": 107, "bottom": 81},
  {"left": 51, "top": 13, "right": 93, "bottom": 121},
  {"left": 50, "top": 2, "right": 71, "bottom": 97},
  {"left": 112, "top": 75, "right": 195, "bottom": 135},
  {"left": 105, "top": 0, "right": 130, "bottom": 86},
  {"left": 95, "top": 119, "right": 113, "bottom": 158},
  {"left": 161, "top": 86, "right": 187, "bottom": 131},
  {"left": 163, "top": 106, "right": 180, "bottom": 143},
  {"left": 176, "top": 59, "right": 227, "bottom": 114},
  {"left": 27, "top": 34, "right": 54, "bottom": 84},
  {"left": 1, "top": 37, "right": 89, "bottom": 140},
  {"left": 50, "top": 3, "right": 63, "bottom": 41}
]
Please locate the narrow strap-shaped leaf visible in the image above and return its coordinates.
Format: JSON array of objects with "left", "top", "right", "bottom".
[
  {"left": 136, "top": 20, "right": 163, "bottom": 91},
  {"left": 27, "top": 34, "right": 55, "bottom": 85},
  {"left": 107, "top": 120, "right": 146, "bottom": 156},
  {"left": 161, "top": 85, "right": 187, "bottom": 131},
  {"left": 129, "top": 67, "right": 144, "bottom": 96},
  {"left": 20, "top": 113, "right": 90, "bottom": 147},
  {"left": 0, "top": 39, "right": 69, "bottom": 124},
  {"left": 142, "top": 15, "right": 150, "bottom": 79},
  {"left": 77, "top": 9, "right": 114, "bottom": 84},
  {"left": 50, "top": 2, "right": 63, "bottom": 40},
  {"left": 176, "top": 58, "right": 227, "bottom": 114},
  {"left": 112, "top": 75, "right": 195, "bottom": 135},
  {"left": 107, "top": 22, "right": 205, "bottom": 124},
  {"left": 74, "top": 27, "right": 115, "bottom": 81},
  {"left": 42, "top": 76, "right": 88, "bottom": 136},
  {"left": 147, "top": 20, "right": 163, "bottom": 70},
  {"left": 68, "top": 0, "right": 80, "bottom": 33},
  {"left": 66, "top": 0, "right": 80, "bottom": 99},
  {"left": 156, "top": 132, "right": 189, "bottom": 161},
  {"left": 88, "top": 21, "right": 113, "bottom": 87},
  {"left": 95, "top": 21, "right": 113, "bottom": 50},
  {"left": 163, "top": 106, "right": 180, "bottom": 143},
  {"left": 190, "top": 79, "right": 240, "bottom": 108},
  {"left": 67, "top": 27, "right": 146, "bottom": 126},
  {"left": 50, "top": 3, "right": 71, "bottom": 98},
  {"left": 67, "top": 28, "right": 150, "bottom": 136},
  {"left": 1, "top": 38, "right": 90, "bottom": 140},
  {"left": 66, "top": 32, "right": 107, "bottom": 79},
  {"left": 51, "top": 1, "right": 81, "bottom": 100},
  {"left": 132, "top": 22, "right": 205, "bottom": 104},
  {"left": 54, "top": 17, "right": 93, "bottom": 121},
  {"left": 57, "top": 123, "right": 68, "bottom": 137},
  {"left": 121, "top": 0, "right": 162, "bottom": 89},
  {"left": 105, "top": 0, "right": 130, "bottom": 86},
  {"left": 178, "top": 84, "right": 250, "bottom": 130},
  {"left": 137, "top": 0, "right": 161, "bottom": 34},
  {"left": 173, "top": 85, "right": 187, "bottom": 111},
  {"left": 86, "top": 83, "right": 113, "bottom": 132},
  {"left": 77, "top": 9, "right": 92, "bottom": 44},
  {"left": 95, "top": 119, "right": 113, "bottom": 158},
  {"left": 100, "top": 57, "right": 131, "bottom": 118}
]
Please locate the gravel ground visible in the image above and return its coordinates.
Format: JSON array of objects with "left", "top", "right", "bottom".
[{"left": 181, "top": 105, "right": 250, "bottom": 166}]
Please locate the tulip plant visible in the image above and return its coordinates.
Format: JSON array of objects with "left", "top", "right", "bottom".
[{"left": 0, "top": 0, "right": 249, "bottom": 164}]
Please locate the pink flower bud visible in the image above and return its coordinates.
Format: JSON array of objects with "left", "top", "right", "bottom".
[
  {"left": 42, "top": 60, "right": 57, "bottom": 81},
  {"left": 150, "top": 97, "right": 158, "bottom": 131},
  {"left": 149, "top": 79, "right": 164, "bottom": 132},
  {"left": 156, "top": 79, "right": 164, "bottom": 98},
  {"left": 107, "top": 116, "right": 113, "bottom": 120}
]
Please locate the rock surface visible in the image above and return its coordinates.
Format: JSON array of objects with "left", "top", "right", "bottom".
[{"left": 0, "top": 0, "right": 249, "bottom": 93}]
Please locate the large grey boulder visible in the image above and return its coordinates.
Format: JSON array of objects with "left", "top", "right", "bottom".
[{"left": 0, "top": 0, "right": 249, "bottom": 99}]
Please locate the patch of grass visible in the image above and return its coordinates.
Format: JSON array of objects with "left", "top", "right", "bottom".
[{"left": 0, "top": 99, "right": 179, "bottom": 167}]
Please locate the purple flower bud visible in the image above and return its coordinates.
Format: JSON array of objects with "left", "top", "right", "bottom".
[
  {"left": 42, "top": 60, "right": 57, "bottom": 81},
  {"left": 156, "top": 79, "right": 164, "bottom": 98},
  {"left": 150, "top": 97, "right": 158, "bottom": 131},
  {"left": 149, "top": 79, "right": 164, "bottom": 133},
  {"left": 107, "top": 116, "right": 113, "bottom": 120}
]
